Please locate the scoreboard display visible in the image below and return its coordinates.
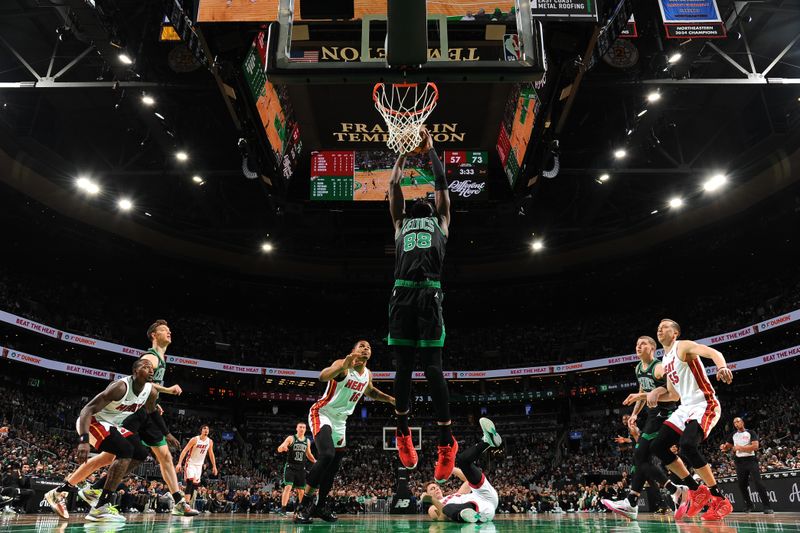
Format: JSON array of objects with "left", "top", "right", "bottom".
[
  {"left": 444, "top": 151, "right": 488, "bottom": 200},
  {"left": 310, "top": 151, "right": 354, "bottom": 201},
  {"left": 310, "top": 150, "right": 488, "bottom": 201}
]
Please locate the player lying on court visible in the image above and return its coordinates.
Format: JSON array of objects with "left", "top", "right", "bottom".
[{"left": 423, "top": 418, "right": 503, "bottom": 523}]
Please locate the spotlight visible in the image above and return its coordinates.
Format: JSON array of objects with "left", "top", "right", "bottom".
[
  {"left": 531, "top": 239, "right": 544, "bottom": 251},
  {"left": 598, "top": 174, "right": 610, "bottom": 182},
  {"left": 261, "top": 242, "right": 274, "bottom": 253},
  {"left": 141, "top": 94, "right": 155, "bottom": 106},
  {"left": 192, "top": 175, "right": 204, "bottom": 184},
  {"left": 667, "top": 52, "right": 682, "bottom": 64},
  {"left": 154, "top": 112, "right": 165, "bottom": 120},
  {"left": 637, "top": 109, "right": 647, "bottom": 118},
  {"left": 118, "top": 198, "right": 133, "bottom": 211},
  {"left": 651, "top": 209, "right": 658, "bottom": 215},
  {"left": 647, "top": 91, "right": 661, "bottom": 103},
  {"left": 175, "top": 151, "right": 189, "bottom": 162},
  {"left": 703, "top": 174, "right": 727, "bottom": 192},
  {"left": 613, "top": 149, "right": 627, "bottom": 159},
  {"left": 76, "top": 177, "right": 100, "bottom": 195},
  {"left": 669, "top": 197, "right": 683, "bottom": 209},
  {"left": 118, "top": 53, "right": 133, "bottom": 65}
]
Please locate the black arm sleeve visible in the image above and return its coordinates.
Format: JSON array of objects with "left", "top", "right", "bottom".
[
  {"left": 429, "top": 149, "right": 447, "bottom": 191},
  {"left": 150, "top": 410, "right": 171, "bottom": 436}
]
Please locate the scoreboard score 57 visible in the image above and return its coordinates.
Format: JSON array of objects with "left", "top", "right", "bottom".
[{"left": 445, "top": 151, "right": 488, "bottom": 180}]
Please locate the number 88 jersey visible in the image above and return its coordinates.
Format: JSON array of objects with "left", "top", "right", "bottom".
[{"left": 394, "top": 216, "right": 447, "bottom": 281}]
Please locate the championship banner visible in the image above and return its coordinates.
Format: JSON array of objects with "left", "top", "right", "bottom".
[
  {"left": 3, "top": 307, "right": 800, "bottom": 379},
  {"left": 657, "top": 0, "right": 726, "bottom": 39}
]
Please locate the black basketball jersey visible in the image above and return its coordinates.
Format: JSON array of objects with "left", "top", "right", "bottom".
[
  {"left": 636, "top": 359, "right": 676, "bottom": 408},
  {"left": 287, "top": 436, "right": 308, "bottom": 466},
  {"left": 394, "top": 216, "right": 447, "bottom": 281}
]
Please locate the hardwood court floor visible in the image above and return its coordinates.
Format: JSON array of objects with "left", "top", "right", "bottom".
[{"left": 2, "top": 511, "right": 800, "bottom": 532}]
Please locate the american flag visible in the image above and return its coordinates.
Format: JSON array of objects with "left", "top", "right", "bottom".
[{"left": 289, "top": 50, "right": 319, "bottom": 63}]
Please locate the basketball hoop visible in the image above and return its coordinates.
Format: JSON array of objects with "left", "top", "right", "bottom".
[{"left": 373, "top": 82, "right": 439, "bottom": 154}]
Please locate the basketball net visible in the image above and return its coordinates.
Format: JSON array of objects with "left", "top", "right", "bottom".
[{"left": 373, "top": 83, "right": 439, "bottom": 154}]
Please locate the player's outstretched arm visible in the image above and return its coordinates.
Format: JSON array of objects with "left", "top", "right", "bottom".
[
  {"left": 423, "top": 127, "right": 451, "bottom": 234},
  {"left": 319, "top": 353, "right": 357, "bottom": 382},
  {"left": 277, "top": 435, "right": 293, "bottom": 453},
  {"left": 680, "top": 341, "right": 733, "bottom": 383},
  {"left": 365, "top": 373, "right": 395, "bottom": 405},
  {"left": 388, "top": 154, "right": 407, "bottom": 234},
  {"left": 152, "top": 383, "right": 182, "bottom": 396}
]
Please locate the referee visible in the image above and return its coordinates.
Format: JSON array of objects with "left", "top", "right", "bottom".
[{"left": 721, "top": 417, "right": 773, "bottom": 514}]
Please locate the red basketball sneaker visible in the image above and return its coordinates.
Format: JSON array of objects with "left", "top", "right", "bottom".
[
  {"left": 702, "top": 496, "right": 733, "bottom": 521},
  {"left": 395, "top": 430, "right": 418, "bottom": 469},
  {"left": 434, "top": 437, "right": 459, "bottom": 483},
  {"left": 684, "top": 484, "right": 713, "bottom": 518}
]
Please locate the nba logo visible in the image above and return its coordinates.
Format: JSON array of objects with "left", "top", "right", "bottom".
[{"left": 504, "top": 34, "right": 521, "bottom": 61}]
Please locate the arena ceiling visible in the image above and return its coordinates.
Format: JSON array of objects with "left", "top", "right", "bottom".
[{"left": 0, "top": 0, "right": 799, "bottom": 273}]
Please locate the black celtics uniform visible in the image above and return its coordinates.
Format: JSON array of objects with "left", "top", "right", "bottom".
[
  {"left": 387, "top": 216, "right": 447, "bottom": 348},
  {"left": 123, "top": 348, "right": 168, "bottom": 447},
  {"left": 635, "top": 359, "right": 677, "bottom": 440},
  {"left": 283, "top": 436, "right": 310, "bottom": 487}
]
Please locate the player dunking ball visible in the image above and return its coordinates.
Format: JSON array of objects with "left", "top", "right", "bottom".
[
  {"left": 176, "top": 425, "right": 218, "bottom": 506},
  {"left": 294, "top": 340, "right": 395, "bottom": 524},
  {"left": 424, "top": 418, "right": 502, "bottom": 523},
  {"left": 277, "top": 422, "right": 316, "bottom": 515},
  {"left": 46, "top": 359, "right": 157, "bottom": 522},
  {"left": 387, "top": 125, "right": 457, "bottom": 482},
  {"left": 647, "top": 318, "right": 734, "bottom": 521}
]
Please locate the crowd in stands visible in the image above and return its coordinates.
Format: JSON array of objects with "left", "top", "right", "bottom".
[
  {"left": 2, "top": 373, "right": 799, "bottom": 516},
  {"left": 2, "top": 262, "right": 799, "bottom": 373}
]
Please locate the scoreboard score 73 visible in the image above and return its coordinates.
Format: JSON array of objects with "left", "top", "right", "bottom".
[{"left": 444, "top": 151, "right": 488, "bottom": 180}]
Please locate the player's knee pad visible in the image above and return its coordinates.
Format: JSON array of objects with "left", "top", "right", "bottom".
[
  {"left": 680, "top": 423, "right": 707, "bottom": 469},
  {"left": 651, "top": 435, "right": 678, "bottom": 466}
]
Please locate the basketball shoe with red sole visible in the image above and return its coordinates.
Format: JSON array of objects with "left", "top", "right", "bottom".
[
  {"left": 396, "top": 431, "right": 418, "bottom": 469},
  {"left": 701, "top": 496, "right": 733, "bottom": 521},
  {"left": 434, "top": 437, "right": 459, "bottom": 483},
  {"left": 677, "top": 484, "right": 712, "bottom": 519}
]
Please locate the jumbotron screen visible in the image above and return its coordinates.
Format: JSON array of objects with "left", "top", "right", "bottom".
[{"left": 310, "top": 150, "right": 488, "bottom": 201}]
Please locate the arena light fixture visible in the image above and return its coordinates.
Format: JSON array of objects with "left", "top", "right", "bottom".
[
  {"left": 261, "top": 242, "right": 274, "bottom": 253},
  {"left": 668, "top": 52, "right": 682, "bottom": 64},
  {"left": 531, "top": 239, "right": 544, "bottom": 252},
  {"left": 141, "top": 94, "right": 155, "bottom": 106},
  {"left": 637, "top": 109, "right": 648, "bottom": 118},
  {"left": 117, "top": 198, "right": 133, "bottom": 211},
  {"left": 175, "top": 151, "right": 189, "bottom": 162},
  {"left": 118, "top": 53, "right": 133, "bottom": 65},
  {"left": 651, "top": 209, "right": 659, "bottom": 215},
  {"left": 597, "top": 174, "right": 610, "bottom": 183},
  {"left": 703, "top": 174, "right": 727, "bottom": 192},
  {"left": 669, "top": 197, "right": 683, "bottom": 209},
  {"left": 76, "top": 177, "right": 100, "bottom": 196},
  {"left": 613, "top": 149, "right": 627, "bottom": 159},
  {"left": 646, "top": 91, "right": 661, "bottom": 103},
  {"left": 192, "top": 175, "right": 204, "bottom": 184}
]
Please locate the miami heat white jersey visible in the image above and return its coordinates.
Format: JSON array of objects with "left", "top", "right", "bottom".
[
  {"left": 662, "top": 341, "right": 717, "bottom": 406},
  {"left": 188, "top": 437, "right": 211, "bottom": 466},
  {"left": 313, "top": 367, "right": 370, "bottom": 419},
  {"left": 94, "top": 376, "right": 152, "bottom": 427}
]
